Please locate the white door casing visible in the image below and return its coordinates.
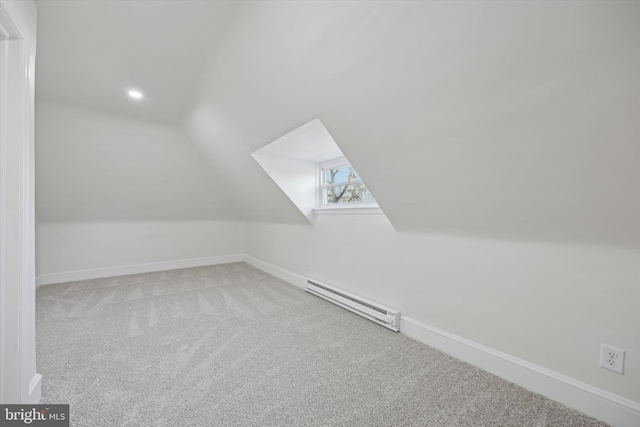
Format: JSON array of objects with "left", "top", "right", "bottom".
[{"left": 0, "top": 0, "right": 39, "bottom": 404}]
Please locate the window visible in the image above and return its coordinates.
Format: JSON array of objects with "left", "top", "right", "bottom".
[
  {"left": 316, "top": 157, "right": 379, "bottom": 212},
  {"left": 253, "top": 119, "right": 384, "bottom": 221}
]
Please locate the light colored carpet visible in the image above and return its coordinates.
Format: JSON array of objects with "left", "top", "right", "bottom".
[{"left": 36, "top": 262, "right": 608, "bottom": 426}]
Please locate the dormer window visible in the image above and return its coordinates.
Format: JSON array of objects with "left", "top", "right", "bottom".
[
  {"left": 252, "top": 119, "right": 384, "bottom": 220},
  {"left": 316, "top": 157, "right": 380, "bottom": 213}
]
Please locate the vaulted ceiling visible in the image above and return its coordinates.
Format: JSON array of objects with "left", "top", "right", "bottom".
[
  {"left": 35, "top": 0, "right": 240, "bottom": 122},
  {"left": 34, "top": 1, "right": 640, "bottom": 247}
]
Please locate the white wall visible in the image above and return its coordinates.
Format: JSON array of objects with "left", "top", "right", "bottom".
[
  {"left": 184, "top": 1, "right": 639, "bottom": 248},
  {"left": 251, "top": 154, "right": 316, "bottom": 222},
  {"left": 37, "top": 220, "right": 244, "bottom": 280},
  {"left": 34, "top": 101, "right": 246, "bottom": 283},
  {"left": 35, "top": 101, "right": 240, "bottom": 222},
  {"left": 245, "top": 217, "right": 640, "bottom": 404}
]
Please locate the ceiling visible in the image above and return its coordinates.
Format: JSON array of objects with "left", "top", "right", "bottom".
[
  {"left": 34, "top": 1, "right": 640, "bottom": 247},
  {"left": 35, "top": 0, "right": 241, "bottom": 123}
]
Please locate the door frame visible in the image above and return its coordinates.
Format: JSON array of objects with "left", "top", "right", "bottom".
[{"left": 0, "top": 0, "right": 39, "bottom": 404}]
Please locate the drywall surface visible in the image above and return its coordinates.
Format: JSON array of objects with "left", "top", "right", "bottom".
[
  {"left": 38, "top": 220, "right": 244, "bottom": 277},
  {"left": 251, "top": 154, "right": 316, "bottom": 221},
  {"left": 34, "top": 0, "right": 241, "bottom": 123},
  {"left": 244, "top": 217, "right": 640, "bottom": 403},
  {"left": 250, "top": 119, "right": 346, "bottom": 223},
  {"left": 185, "top": 1, "right": 639, "bottom": 247},
  {"left": 35, "top": 101, "right": 239, "bottom": 222}
]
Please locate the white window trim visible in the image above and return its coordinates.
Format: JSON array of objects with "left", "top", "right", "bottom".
[
  {"left": 314, "top": 206, "right": 384, "bottom": 215},
  {"left": 314, "top": 156, "right": 382, "bottom": 214}
]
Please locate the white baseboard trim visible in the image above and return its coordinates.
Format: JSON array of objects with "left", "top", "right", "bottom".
[
  {"left": 401, "top": 316, "right": 640, "bottom": 427},
  {"left": 35, "top": 254, "right": 244, "bottom": 287},
  {"left": 243, "top": 255, "right": 307, "bottom": 289},
  {"left": 244, "top": 254, "right": 639, "bottom": 427},
  {"left": 27, "top": 373, "right": 42, "bottom": 404}
]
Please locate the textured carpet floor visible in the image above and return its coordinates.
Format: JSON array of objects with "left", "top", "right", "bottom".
[{"left": 37, "top": 262, "right": 608, "bottom": 426}]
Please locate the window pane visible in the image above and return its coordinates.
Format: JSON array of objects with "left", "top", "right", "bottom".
[
  {"left": 324, "top": 165, "right": 360, "bottom": 185},
  {"left": 324, "top": 183, "right": 376, "bottom": 204}
]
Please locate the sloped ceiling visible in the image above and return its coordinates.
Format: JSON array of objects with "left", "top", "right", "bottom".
[
  {"left": 35, "top": 0, "right": 241, "bottom": 123},
  {"left": 34, "top": 0, "right": 243, "bottom": 221},
  {"left": 35, "top": 101, "right": 240, "bottom": 221},
  {"left": 35, "top": 1, "right": 640, "bottom": 247}
]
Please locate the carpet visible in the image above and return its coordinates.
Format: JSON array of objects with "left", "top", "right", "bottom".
[{"left": 36, "top": 262, "right": 608, "bottom": 426}]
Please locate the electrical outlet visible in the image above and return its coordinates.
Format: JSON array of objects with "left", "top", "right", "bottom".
[{"left": 600, "top": 344, "right": 625, "bottom": 374}]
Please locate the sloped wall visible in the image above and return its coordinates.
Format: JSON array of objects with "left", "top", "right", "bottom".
[
  {"left": 36, "top": 101, "right": 239, "bottom": 222},
  {"left": 187, "top": 1, "right": 639, "bottom": 248},
  {"left": 35, "top": 101, "right": 244, "bottom": 278}
]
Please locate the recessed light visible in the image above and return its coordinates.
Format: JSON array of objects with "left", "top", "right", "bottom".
[{"left": 127, "top": 89, "right": 143, "bottom": 100}]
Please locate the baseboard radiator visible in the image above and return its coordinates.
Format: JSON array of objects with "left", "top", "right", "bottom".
[{"left": 305, "top": 279, "right": 400, "bottom": 332}]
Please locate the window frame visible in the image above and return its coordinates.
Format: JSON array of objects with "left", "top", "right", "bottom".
[{"left": 314, "top": 156, "right": 382, "bottom": 214}]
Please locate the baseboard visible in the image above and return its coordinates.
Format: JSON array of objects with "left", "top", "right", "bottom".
[
  {"left": 243, "top": 255, "right": 307, "bottom": 289},
  {"left": 245, "top": 254, "right": 640, "bottom": 427},
  {"left": 400, "top": 316, "right": 640, "bottom": 427},
  {"left": 27, "top": 374, "right": 42, "bottom": 404},
  {"left": 36, "top": 254, "right": 244, "bottom": 287}
]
